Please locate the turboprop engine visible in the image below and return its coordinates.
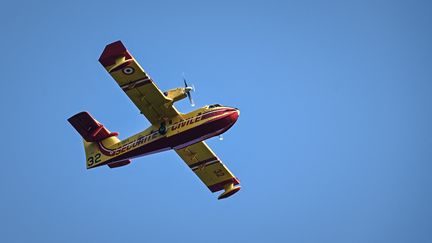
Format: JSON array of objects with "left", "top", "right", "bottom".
[{"left": 163, "top": 77, "right": 195, "bottom": 106}]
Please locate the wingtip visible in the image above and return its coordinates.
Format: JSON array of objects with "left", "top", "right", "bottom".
[
  {"left": 99, "top": 40, "right": 131, "bottom": 67},
  {"left": 218, "top": 185, "right": 241, "bottom": 200}
]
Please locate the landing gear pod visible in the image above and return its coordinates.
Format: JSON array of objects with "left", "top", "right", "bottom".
[{"left": 218, "top": 183, "right": 241, "bottom": 200}]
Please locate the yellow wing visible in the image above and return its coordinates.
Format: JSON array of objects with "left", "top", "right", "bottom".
[
  {"left": 175, "top": 141, "right": 241, "bottom": 199},
  {"left": 99, "top": 41, "right": 180, "bottom": 125}
]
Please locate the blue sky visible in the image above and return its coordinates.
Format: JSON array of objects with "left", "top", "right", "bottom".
[{"left": 1, "top": 0, "right": 431, "bottom": 242}]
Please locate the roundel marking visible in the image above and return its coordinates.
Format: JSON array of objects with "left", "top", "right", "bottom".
[{"left": 122, "top": 67, "right": 135, "bottom": 75}]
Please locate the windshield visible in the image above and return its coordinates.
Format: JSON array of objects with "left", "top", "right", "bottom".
[{"left": 208, "top": 104, "right": 222, "bottom": 108}]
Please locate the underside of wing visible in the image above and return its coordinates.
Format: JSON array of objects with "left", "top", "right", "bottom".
[
  {"left": 175, "top": 141, "right": 240, "bottom": 199},
  {"left": 99, "top": 41, "right": 180, "bottom": 125}
]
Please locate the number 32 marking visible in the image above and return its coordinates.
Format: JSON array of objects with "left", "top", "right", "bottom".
[{"left": 87, "top": 153, "right": 101, "bottom": 166}]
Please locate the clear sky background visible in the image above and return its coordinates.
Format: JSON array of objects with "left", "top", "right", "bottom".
[{"left": 1, "top": 0, "right": 431, "bottom": 242}]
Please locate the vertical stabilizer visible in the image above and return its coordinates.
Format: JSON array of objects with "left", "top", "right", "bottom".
[{"left": 68, "top": 112, "right": 130, "bottom": 169}]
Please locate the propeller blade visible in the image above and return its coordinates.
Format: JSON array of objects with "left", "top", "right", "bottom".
[
  {"left": 187, "top": 91, "right": 195, "bottom": 107},
  {"left": 183, "top": 73, "right": 189, "bottom": 87},
  {"left": 182, "top": 73, "right": 195, "bottom": 107}
]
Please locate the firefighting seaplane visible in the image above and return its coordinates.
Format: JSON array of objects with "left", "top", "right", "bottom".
[{"left": 68, "top": 41, "right": 241, "bottom": 199}]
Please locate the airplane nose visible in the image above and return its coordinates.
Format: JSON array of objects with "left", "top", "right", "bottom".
[
  {"left": 223, "top": 107, "right": 240, "bottom": 122},
  {"left": 229, "top": 108, "right": 240, "bottom": 121}
]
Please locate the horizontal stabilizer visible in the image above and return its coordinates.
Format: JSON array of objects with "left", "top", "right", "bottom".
[{"left": 68, "top": 111, "right": 118, "bottom": 142}]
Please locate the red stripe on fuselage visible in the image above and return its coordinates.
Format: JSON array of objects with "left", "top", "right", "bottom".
[{"left": 97, "top": 108, "right": 238, "bottom": 166}]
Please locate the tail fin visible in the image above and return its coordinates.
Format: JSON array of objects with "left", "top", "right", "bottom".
[
  {"left": 68, "top": 112, "right": 130, "bottom": 169},
  {"left": 68, "top": 111, "right": 118, "bottom": 142}
]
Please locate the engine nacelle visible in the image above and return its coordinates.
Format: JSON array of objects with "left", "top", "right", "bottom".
[{"left": 164, "top": 88, "right": 188, "bottom": 103}]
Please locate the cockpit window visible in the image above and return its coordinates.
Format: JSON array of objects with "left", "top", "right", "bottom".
[{"left": 208, "top": 104, "right": 222, "bottom": 108}]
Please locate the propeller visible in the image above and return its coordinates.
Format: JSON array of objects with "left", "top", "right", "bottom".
[{"left": 183, "top": 74, "right": 195, "bottom": 107}]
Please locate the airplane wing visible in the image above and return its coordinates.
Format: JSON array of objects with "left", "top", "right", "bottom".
[
  {"left": 175, "top": 141, "right": 241, "bottom": 199},
  {"left": 99, "top": 41, "right": 180, "bottom": 125}
]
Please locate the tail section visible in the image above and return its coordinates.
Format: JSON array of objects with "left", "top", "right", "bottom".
[
  {"left": 68, "top": 112, "right": 130, "bottom": 169},
  {"left": 68, "top": 111, "right": 118, "bottom": 142}
]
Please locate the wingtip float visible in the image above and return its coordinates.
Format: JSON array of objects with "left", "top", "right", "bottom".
[{"left": 68, "top": 41, "right": 241, "bottom": 200}]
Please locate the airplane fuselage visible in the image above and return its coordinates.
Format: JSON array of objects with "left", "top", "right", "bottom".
[{"left": 96, "top": 105, "right": 239, "bottom": 166}]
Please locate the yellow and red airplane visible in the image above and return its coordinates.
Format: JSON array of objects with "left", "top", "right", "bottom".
[{"left": 68, "top": 41, "right": 241, "bottom": 199}]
